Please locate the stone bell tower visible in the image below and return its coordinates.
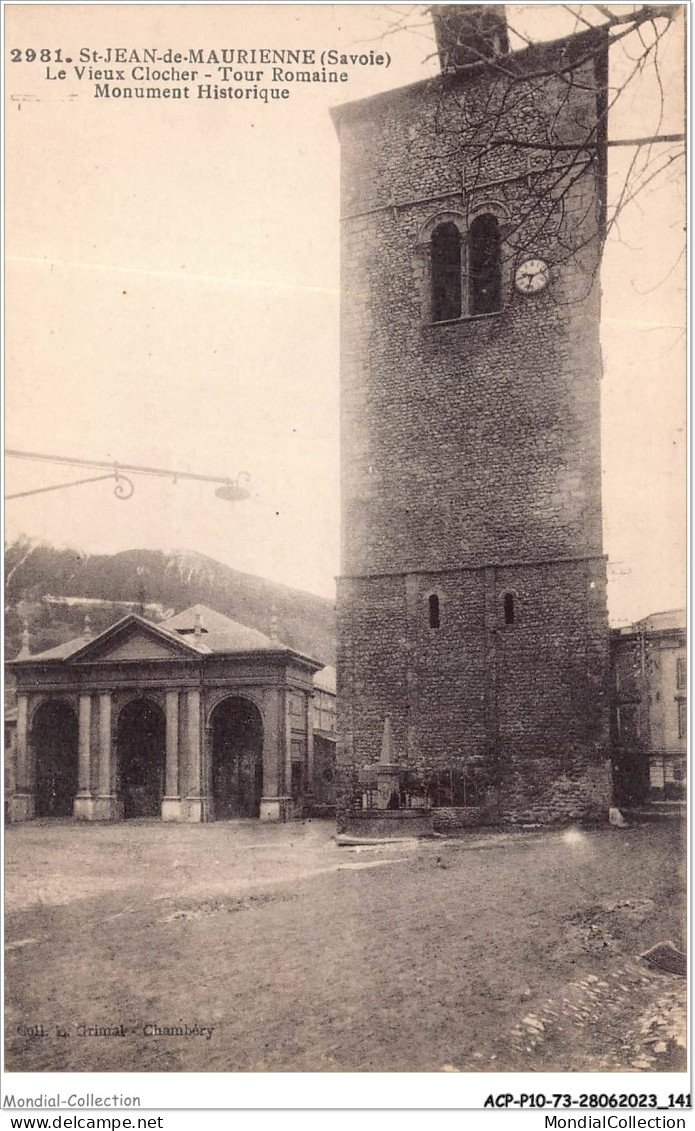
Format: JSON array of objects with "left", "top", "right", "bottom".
[{"left": 331, "top": 9, "right": 612, "bottom": 824}]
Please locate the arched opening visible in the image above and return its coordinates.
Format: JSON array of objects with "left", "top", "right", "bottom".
[
  {"left": 117, "top": 698, "right": 166, "bottom": 818},
  {"left": 431, "top": 222, "right": 462, "bottom": 322},
  {"left": 211, "top": 696, "right": 264, "bottom": 819},
  {"left": 32, "top": 699, "right": 78, "bottom": 818},
  {"left": 469, "top": 213, "right": 502, "bottom": 315},
  {"left": 312, "top": 736, "right": 336, "bottom": 812}
]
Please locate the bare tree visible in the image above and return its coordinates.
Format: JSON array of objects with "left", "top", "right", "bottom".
[
  {"left": 4, "top": 535, "right": 38, "bottom": 596},
  {"left": 364, "top": 5, "right": 684, "bottom": 290}
]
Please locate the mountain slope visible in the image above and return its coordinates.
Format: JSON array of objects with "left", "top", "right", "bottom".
[{"left": 4, "top": 543, "right": 335, "bottom": 665}]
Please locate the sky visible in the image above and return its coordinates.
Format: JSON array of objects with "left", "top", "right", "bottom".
[{"left": 5, "top": 3, "right": 686, "bottom": 625}]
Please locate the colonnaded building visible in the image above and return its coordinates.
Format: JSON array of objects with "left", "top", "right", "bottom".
[
  {"left": 6, "top": 604, "right": 336, "bottom": 823},
  {"left": 332, "top": 6, "right": 613, "bottom": 825}
]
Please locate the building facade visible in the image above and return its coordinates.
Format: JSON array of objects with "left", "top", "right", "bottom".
[
  {"left": 332, "top": 8, "right": 612, "bottom": 825},
  {"left": 7, "top": 604, "right": 335, "bottom": 823},
  {"left": 311, "top": 665, "right": 338, "bottom": 814},
  {"left": 611, "top": 609, "right": 686, "bottom": 803}
]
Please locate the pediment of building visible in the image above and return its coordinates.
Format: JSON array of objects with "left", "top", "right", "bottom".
[
  {"left": 77, "top": 634, "right": 182, "bottom": 663},
  {"left": 68, "top": 617, "right": 201, "bottom": 665}
]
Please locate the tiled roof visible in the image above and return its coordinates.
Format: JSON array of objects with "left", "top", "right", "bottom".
[
  {"left": 161, "top": 604, "right": 286, "bottom": 653},
  {"left": 11, "top": 613, "right": 208, "bottom": 663},
  {"left": 633, "top": 608, "right": 686, "bottom": 633},
  {"left": 11, "top": 604, "right": 320, "bottom": 667},
  {"left": 15, "top": 637, "right": 90, "bottom": 661}
]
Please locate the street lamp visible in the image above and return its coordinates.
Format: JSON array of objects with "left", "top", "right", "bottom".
[{"left": 5, "top": 450, "right": 251, "bottom": 503}]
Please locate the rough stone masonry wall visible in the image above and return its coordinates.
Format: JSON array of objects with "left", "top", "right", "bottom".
[
  {"left": 338, "top": 66, "right": 606, "bottom": 576},
  {"left": 335, "top": 35, "right": 611, "bottom": 823},
  {"left": 337, "top": 556, "right": 610, "bottom": 825}
]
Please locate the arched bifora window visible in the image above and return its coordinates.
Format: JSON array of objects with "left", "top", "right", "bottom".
[
  {"left": 431, "top": 222, "right": 462, "bottom": 322},
  {"left": 469, "top": 213, "right": 502, "bottom": 315},
  {"left": 428, "top": 593, "right": 441, "bottom": 629}
]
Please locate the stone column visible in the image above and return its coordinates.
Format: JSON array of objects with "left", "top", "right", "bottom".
[
  {"left": 98, "top": 694, "right": 112, "bottom": 795},
  {"left": 93, "top": 692, "right": 120, "bottom": 820},
  {"left": 184, "top": 689, "right": 209, "bottom": 822},
  {"left": 16, "top": 695, "right": 29, "bottom": 787},
  {"left": 284, "top": 690, "right": 294, "bottom": 818},
  {"left": 8, "top": 694, "right": 34, "bottom": 822},
  {"left": 203, "top": 723, "right": 213, "bottom": 815},
  {"left": 6, "top": 725, "right": 17, "bottom": 798},
  {"left": 260, "top": 687, "right": 287, "bottom": 821},
  {"left": 74, "top": 693, "right": 95, "bottom": 819},
  {"left": 305, "top": 690, "right": 315, "bottom": 808},
  {"left": 162, "top": 690, "right": 182, "bottom": 821}
]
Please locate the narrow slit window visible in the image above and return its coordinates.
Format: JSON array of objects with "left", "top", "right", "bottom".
[
  {"left": 469, "top": 213, "right": 502, "bottom": 315},
  {"left": 431, "top": 223, "right": 461, "bottom": 322},
  {"left": 428, "top": 593, "right": 441, "bottom": 629},
  {"left": 503, "top": 592, "right": 515, "bottom": 626}
]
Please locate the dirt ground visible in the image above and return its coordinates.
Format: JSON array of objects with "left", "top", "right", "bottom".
[{"left": 4, "top": 816, "right": 687, "bottom": 1073}]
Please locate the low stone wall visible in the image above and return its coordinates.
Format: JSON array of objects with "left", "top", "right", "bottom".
[
  {"left": 305, "top": 802, "right": 337, "bottom": 819},
  {"left": 336, "top": 756, "right": 613, "bottom": 830},
  {"left": 499, "top": 758, "right": 612, "bottom": 825},
  {"left": 431, "top": 806, "right": 498, "bottom": 831},
  {"left": 340, "top": 809, "right": 434, "bottom": 838}
]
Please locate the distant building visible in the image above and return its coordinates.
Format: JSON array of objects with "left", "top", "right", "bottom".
[
  {"left": 42, "top": 595, "right": 173, "bottom": 619},
  {"left": 6, "top": 604, "right": 336, "bottom": 823},
  {"left": 311, "top": 665, "right": 337, "bottom": 814},
  {"left": 611, "top": 609, "right": 686, "bottom": 803}
]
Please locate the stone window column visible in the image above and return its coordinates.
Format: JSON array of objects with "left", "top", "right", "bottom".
[{"left": 162, "top": 690, "right": 182, "bottom": 822}]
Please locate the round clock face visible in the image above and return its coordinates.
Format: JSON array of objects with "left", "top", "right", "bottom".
[{"left": 515, "top": 258, "right": 550, "bottom": 294}]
